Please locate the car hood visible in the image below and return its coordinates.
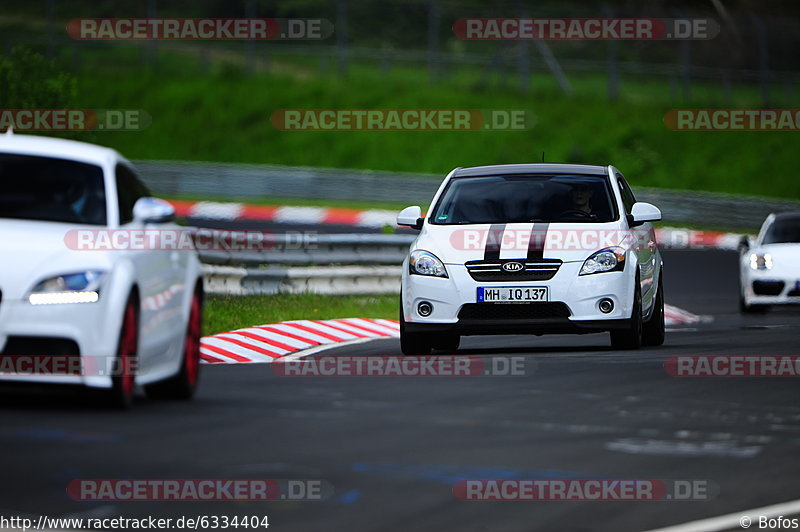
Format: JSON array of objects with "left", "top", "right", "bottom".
[
  {"left": 0, "top": 219, "right": 112, "bottom": 300},
  {"left": 414, "top": 221, "right": 634, "bottom": 265},
  {"left": 751, "top": 243, "right": 800, "bottom": 263}
]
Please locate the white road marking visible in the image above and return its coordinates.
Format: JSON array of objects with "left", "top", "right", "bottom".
[
  {"left": 273, "top": 206, "right": 326, "bottom": 225},
  {"left": 191, "top": 201, "right": 244, "bottom": 220},
  {"left": 605, "top": 438, "right": 761, "bottom": 458},
  {"left": 641, "top": 497, "right": 800, "bottom": 532},
  {"left": 342, "top": 318, "right": 400, "bottom": 336},
  {"left": 277, "top": 338, "right": 375, "bottom": 361},
  {"left": 356, "top": 210, "right": 397, "bottom": 228}
]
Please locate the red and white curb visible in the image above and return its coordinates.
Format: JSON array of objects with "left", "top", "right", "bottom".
[
  {"left": 200, "top": 306, "right": 708, "bottom": 364},
  {"left": 170, "top": 200, "right": 747, "bottom": 249},
  {"left": 171, "top": 200, "right": 397, "bottom": 229},
  {"left": 200, "top": 318, "right": 400, "bottom": 364},
  {"left": 665, "top": 304, "right": 708, "bottom": 326}
]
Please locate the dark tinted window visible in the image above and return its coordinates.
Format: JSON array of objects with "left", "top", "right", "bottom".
[
  {"left": 431, "top": 174, "right": 618, "bottom": 224},
  {"left": 763, "top": 217, "right": 800, "bottom": 244},
  {"left": 0, "top": 153, "right": 106, "bottom": 225},
  {"left": 616, "top": 174, "right": 637, "bottom": 214},
  {"left": 115, "top": 164, "right": 150, "bottom": 224}
]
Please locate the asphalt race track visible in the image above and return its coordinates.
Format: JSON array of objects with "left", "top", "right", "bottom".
[{"left": 2, "top": 249, "right": 800, "bottom": 532}]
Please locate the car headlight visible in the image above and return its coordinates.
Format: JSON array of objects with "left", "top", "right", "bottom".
[
  {"left": 409, "top": 250, "right": 448, "bottom": 278},
  {"left": 749, "top": 253, "right": 773, "bottom": 271},
  {"left": 579, "top": 247, "right": 626, "bottom": 276},
  {"left": 28, "top": 271, "right": 105, "bottom": 305}
]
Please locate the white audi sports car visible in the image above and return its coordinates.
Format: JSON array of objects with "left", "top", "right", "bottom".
[
  {"left": 0, "top": 133, "right": 203, "bottom": 407},
  {"left": 397, "top": 163, "right": 664, "bottom": 355},
  {"left": 739, "top": 212, "right": 800, "bottom": 313}
]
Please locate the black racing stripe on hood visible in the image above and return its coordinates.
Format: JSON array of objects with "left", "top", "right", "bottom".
[
  {"left": 484, "top": 224, "right": 505, "bottom": 261},
  {"left": 527, "top": 223, "right": 549, "bottom": 260}
]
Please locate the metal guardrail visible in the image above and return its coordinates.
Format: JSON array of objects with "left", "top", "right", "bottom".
[
  {"left": 197, "top": 233, "right": 412, "bottom": 295},
  {"left": 197, "top": 228, "right": 746, "bottom": 295},
  {"left": 203, "top": 265, "right": 402, "bottom": 295},
  {"left": 198, "top": 233, "right": 414, "bottom": 266},
  {"left": 137, "top": 161, "right": 800, "bottom": 231}
]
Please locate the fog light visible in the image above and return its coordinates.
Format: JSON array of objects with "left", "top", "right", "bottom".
[
  {"left": 598, "top": 298, "right": 614, "bottom": 314},
  {"left": 417, "top": 301, "right": 433, "bottom": 317}
]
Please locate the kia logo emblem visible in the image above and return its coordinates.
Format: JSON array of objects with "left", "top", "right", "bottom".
[{"left": 501, "top": 262, "right": 524, "bottom": 272}]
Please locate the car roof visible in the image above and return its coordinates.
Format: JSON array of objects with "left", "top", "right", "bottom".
[
  {"left": 0, "top": 132, "right": 120, "bottom": 167},
  {"left": 772, "top": 212, "right": 800, "bottom": 221},
  {"left": 452, "top": 163, "right": 609, "bottom": 178}
]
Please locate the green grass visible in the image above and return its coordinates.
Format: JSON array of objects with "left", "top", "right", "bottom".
[
  {"left": 48, "top": 46, "right": 797, "bottom": 201},
  {"left": 203, "top": 293, "right": 398, "bottom": 336}
]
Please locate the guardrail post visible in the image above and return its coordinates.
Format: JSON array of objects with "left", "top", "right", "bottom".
[
  {"left": 751, "top": 13, "right": 770, "bottom": 107},
  {"left": 428, "top": 0, "right": 440, "bottom": 84},
  {"left": 336, "top": 0, "right": 349, "bottom": 78},
  {"left": 603, "top": 5, "right": 619, "bottom": 101},
  {"left": 244, "top": 0, "right": 256, "bottom": 75}
]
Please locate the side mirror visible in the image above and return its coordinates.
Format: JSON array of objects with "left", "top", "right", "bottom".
[
  {"left": 738, "top": 235, "right": 750, "bottom": 253},
  {"left": 397, "top": 206, "right": 424, "bottom": 230},
  {"left": 628, "top": 202, "right": 662, "bottom": 227},
  {"left": 133, "top": 197, "right": 175, "bottom": 224}
]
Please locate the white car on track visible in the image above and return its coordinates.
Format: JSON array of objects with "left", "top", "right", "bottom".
[
  {"left": 739, "top": 212, "right": 800, "bottom": 313},
  {"left": 397, "top": 163, "right": 665, "bottom": 355},
  {"left": 0, "top": 133, "right": 203, "bottom": 407}
]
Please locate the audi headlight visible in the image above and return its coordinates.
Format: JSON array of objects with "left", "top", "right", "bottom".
[
  {"left": 409, "top": 250, "right": 448, "bottom": 278},
  {"left": 749, "top": 253, "right": 773, "bottom": 271},
  {"left": 579, "top": 247, "right": 626, "bottom": 276},
  {"left": 28, "top": 271, "right": 105, "bottom": 305}
]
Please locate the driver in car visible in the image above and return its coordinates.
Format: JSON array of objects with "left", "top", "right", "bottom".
[{"left": 566, "top": 183, "right": 598, "bottom": 219}]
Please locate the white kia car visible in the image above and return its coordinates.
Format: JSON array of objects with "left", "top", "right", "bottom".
[
  {"left": 397, "top": 164, "right": 665, "bottom": 355},
  {"left": 739, "top": 212, "right": 800, "bottom": 313},
  {"left": 0, "top": 133, "right": 203, "bottom": 407}
]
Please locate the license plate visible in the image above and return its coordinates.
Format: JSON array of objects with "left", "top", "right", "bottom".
[{"left": 477, "top": 286, "right": 549, "bottom": 303}]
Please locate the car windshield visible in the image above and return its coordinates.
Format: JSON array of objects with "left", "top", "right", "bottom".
[
  {"left": 430, "top": 174, "right": 618, "bottom": 224},
  {"left": 0, "top": 153, "right": 106, "bottom": 225},
  {"left": 763, "top": 216, "right": 800, "bottom": 244}
]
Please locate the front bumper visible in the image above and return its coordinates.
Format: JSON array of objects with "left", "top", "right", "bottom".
[
  {"left": 403, "top": 316, "right": 633, "bottom": 335},
  {"left": 0, "top": 297, "right": 120, "bottom": 388},
  {"left": 402, "top": 261, "right": 634, "bottom": 335},
  {"left": 742, "top": 267, "right": 800, "bottom": 306}
]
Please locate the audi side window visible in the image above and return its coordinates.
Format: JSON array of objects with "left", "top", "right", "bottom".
[{"left": 115, "top": 164, "right": 150, "bottom": 224}]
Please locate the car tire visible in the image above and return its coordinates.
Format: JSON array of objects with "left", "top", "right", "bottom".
[
  {"left": 108, "top": 295, "right": 138, "bottom": 409},
  {"left": 145, "top": 288, "right": 202, "bottom": 400},
  {"left": 399, "top": 304, "right": 432, "bottom": 356},
  {"left": 739, "top": 277, "right": 769, "bottom": 314},
  {"left": 432, "top": 333, "right": 460, "bottom": 352},
  {"left": 642, "top": 271, "right": 665, "bottom": 347},
  {"left": 610, "top": 274, "right": 643, "bottom": 350},
  {"left": 739, "top": 290, "right": 769, "bottom": 314},
  {"left": 739, "top": 295, "right": 769, "bottom": 314}
]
